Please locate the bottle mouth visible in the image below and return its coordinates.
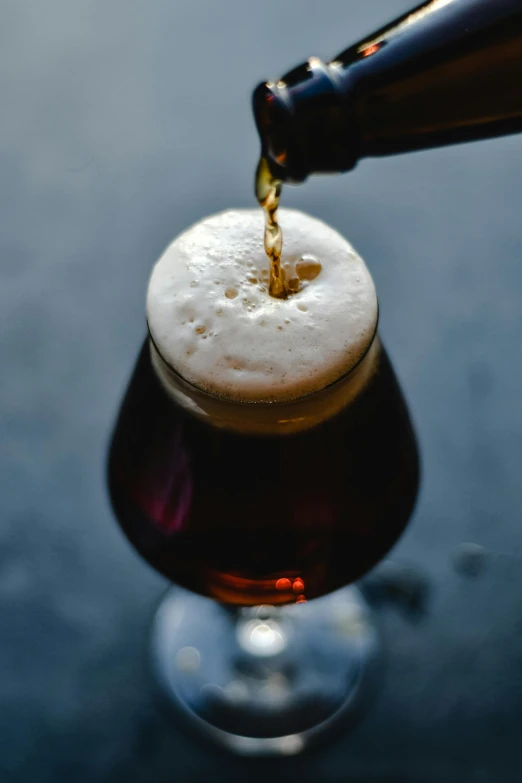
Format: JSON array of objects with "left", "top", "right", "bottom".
[
  {"left": 252, "top": 81, "right": 309, "bottom": 184},
  {"left": 253, "top": 58, "right": 358, "bottom": 182}
]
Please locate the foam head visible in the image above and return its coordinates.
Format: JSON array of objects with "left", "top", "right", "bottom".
[{"left": 147, "top": 209, "right": 378, "bottom": 403}]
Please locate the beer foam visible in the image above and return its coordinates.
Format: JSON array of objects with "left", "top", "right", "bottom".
[{"left": 147, "top": 209, "right": 378, "bottom": 403}]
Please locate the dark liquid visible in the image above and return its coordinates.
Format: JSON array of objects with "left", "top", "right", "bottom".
[
  {"left": 108, "top": 340, "right": 420, "bottom": 605},
  {"left": 255, "top": 156, "right": 286, "bottom": 298}
]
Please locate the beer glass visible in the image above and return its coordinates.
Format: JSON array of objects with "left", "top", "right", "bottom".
[{"left": 108, "top": 322, "right": 419, "bottom": 754}]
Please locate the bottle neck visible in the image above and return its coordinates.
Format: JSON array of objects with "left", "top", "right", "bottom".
[
  {"left": 253, "top": 58, "right": 358, "bottom": 183},
  {"left": 254, "top": 0, "right": 522, "bottom": 182}
]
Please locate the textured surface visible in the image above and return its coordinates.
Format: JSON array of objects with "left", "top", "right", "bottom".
[
  {"left": 2, "top": 0, "right": 522, "bottom": 780},
  {"left": 147, "top": 208, "right": 377, "bottom": 402}
]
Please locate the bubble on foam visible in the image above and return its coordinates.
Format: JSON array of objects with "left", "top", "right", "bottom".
[
  {"left": 296, "top": 255, "right": 322, "bottom": 281},
  {"left": 147, "top": 209, "right": 377, "bottom": 403}
]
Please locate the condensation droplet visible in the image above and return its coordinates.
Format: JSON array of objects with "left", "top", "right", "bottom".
[
  {"left": 248, "top": 276, "right": 258, "bottom": 285},
  {"left": 190, "top": 280, "right": 198, "bottom": 288},
  {"left": 195, "top": 325, "right": 206, "bottom": 335},
  {"left": 297, "top": 304, "right": 308, "bottom": 313},
  {"left": 225, "top": 288, "right": 238, "bottom": 300},
  {"left": 288, "top": 277, "right": 300, "bottom": 293}
]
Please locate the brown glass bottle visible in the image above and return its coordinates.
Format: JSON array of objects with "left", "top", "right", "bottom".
[{"left": 253, "top": 0, "right": 522, "bottom": 182}]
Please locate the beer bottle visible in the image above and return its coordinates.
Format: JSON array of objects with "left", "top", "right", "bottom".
[{"left": 253, "top": 0, "right": 522, "bottom": 182}]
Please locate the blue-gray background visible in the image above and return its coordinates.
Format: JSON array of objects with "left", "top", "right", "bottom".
[{"left": 2, "top": 1, "right": 522, "bottom": 780}]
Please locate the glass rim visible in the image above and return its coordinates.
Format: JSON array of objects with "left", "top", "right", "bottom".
[{"left": 147, "top": 306, "right": 379, "bottom": 409}]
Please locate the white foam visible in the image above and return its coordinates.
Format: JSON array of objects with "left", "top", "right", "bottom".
[{"left": 147, "top": 209, "right": 378, "bottom": 403}]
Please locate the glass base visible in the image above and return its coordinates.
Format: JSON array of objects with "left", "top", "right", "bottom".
[{"left": 151, "top": 585, "right": 380, "bottom": 756}]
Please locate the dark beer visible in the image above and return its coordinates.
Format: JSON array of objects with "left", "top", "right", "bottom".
[
  {"left": 108, "top": 337, "right": 419, "bottom": 606},
  {"left": 253, "top": 0, "right": 522, "bottom": 182}
]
